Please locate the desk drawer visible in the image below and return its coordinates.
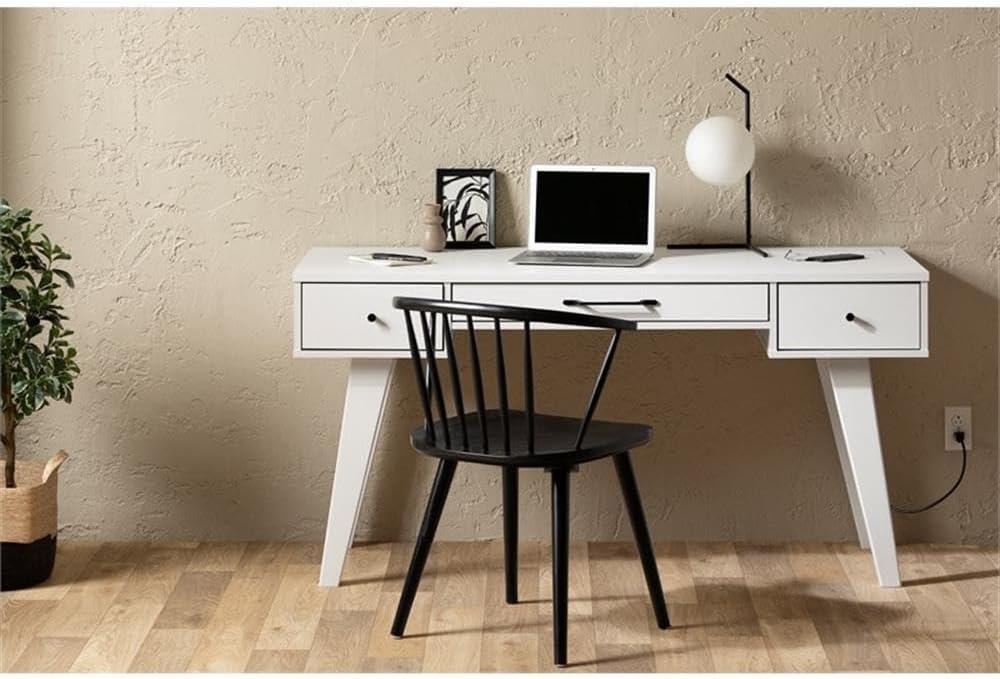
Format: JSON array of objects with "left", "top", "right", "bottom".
[
  {"left": 300, "top": 283, "right": 444, "bottom": 351},
  {"left": 777, "top": 283, "right": 921, "bottom": 351},
  {"left": 451, "top": 283, "right": 768, "bottom": 323}
]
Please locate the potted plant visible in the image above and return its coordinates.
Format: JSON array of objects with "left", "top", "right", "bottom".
[{"left": 1, "top": 200, "right": 79, "bottom": 590}]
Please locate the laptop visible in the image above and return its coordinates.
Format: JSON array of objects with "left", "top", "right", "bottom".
[{"left": 511, "top": 164, "right": 656, "bottom": 267}]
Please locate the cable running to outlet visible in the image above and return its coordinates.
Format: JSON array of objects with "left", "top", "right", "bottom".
[{"left": 891, "top": 431, "right": 967, "bottom": 514}]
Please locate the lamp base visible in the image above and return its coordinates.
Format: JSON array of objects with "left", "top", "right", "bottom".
[{"left": 667, "top": 243, "right": 769, "bottom": 258}]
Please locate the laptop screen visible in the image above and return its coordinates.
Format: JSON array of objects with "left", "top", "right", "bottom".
[{"left": 534, "top": 169, "right": 651, "bottom": 246}]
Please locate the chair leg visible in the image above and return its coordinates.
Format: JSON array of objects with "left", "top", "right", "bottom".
[
  {"left": 391, "top": 459, "right": 457, "bottom": 637},
  {"left": 503, "top": 467, "right": 518, "bottom": 604},
  {"left": 613, "top": 452, "right": 670, "bottom": 630},
  {"left": 550, "top": 467, "right": 570, "bottom": 667}
]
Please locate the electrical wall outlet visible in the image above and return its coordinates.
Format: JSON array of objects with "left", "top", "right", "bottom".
[{"left": 944, "top": 406, "right": 972, "bottom": 451}]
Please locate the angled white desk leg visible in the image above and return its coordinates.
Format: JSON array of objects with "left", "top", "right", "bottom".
[
  {"left": 818, "top": 360, "right": 871, "bottom": 550},
  {"left": 817, "top": 358, "right": 900, "bottom": 587},
  {"left": 319, "top": 358, "right": 395, "bottom": 587}
]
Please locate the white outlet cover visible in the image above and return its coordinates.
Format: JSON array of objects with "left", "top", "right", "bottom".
[{"left": 944, "top": 406, "right": 972, "bottom": 451}]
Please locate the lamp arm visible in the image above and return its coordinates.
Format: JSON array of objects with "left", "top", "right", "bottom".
[
  {"left": 724, "top": 73, "right": 750, "bottom": 131},
  {"left": 724, "top": 72, "right": 764, "bottom": 255}
]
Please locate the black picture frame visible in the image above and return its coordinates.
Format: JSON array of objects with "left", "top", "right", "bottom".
[{"left": 436, "top": 168, "right": 496, "bottom": 249}]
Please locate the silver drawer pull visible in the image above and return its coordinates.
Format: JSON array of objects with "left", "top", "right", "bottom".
[{"left": 563, "top": 299, "right": 660, "bottom": 307}]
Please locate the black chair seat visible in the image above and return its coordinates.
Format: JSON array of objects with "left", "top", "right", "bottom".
[{"left": 412, "top": 409, "right": 651, "bottom": 468}]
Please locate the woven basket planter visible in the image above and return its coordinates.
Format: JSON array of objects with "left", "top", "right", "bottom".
[{"left": 0, "top": 451, "right": 67, "bottom": 590}]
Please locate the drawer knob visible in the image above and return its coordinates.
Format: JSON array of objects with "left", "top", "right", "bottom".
[{"left": 366, "top": 313, "right": 377, "bottom": 323}]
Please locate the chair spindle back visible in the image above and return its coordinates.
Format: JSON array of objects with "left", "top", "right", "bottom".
[{"left": 393, "top": 297, "right": 636, "bottom": 456}]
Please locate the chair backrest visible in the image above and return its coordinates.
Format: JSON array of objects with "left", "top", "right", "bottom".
[{"left": 392, "top": 297, "right": 637, "bottom": 455}]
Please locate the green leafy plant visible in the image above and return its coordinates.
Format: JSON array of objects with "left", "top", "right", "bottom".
[{"left": 1, "top": 200, "right": 79, "bottom": 488}]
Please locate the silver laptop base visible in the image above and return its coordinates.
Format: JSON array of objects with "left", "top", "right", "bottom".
[{"left": 510, "top": 250, "right": 652, "bottom": 267}]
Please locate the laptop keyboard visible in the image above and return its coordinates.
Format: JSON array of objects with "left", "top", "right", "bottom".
[{"left": 532, "top": 250, "right": 645, "bottom": 259}]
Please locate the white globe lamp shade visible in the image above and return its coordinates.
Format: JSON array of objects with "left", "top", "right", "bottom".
[{"left": 684, "top": 115, "right": 756, "bottom": 186}]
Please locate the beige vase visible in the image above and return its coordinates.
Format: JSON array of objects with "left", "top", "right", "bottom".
[
  {"left": 420, "top": 203, "right": 446, "bottom": 252},
  {"left": 0, "top": 451, "right": 67, "bottom": 590}
]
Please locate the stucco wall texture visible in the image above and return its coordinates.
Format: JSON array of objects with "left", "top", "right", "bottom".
[{"left": 1, "top": 8, "right": 997, "bottom": 546}]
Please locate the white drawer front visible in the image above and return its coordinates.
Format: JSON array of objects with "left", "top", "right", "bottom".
[
  {"left": 777, "top": 283, "right": 921, "bottom": 351},
  {"left": 300, "top": 283, "right": 444, "bottom": 351},
  {"left": 451, "top": 283, "right": 768, "bottom": 323}
]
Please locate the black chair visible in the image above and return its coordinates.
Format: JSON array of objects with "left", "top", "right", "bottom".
[{"left": 389, "top": 297, "right": 669, "bottom": 667}]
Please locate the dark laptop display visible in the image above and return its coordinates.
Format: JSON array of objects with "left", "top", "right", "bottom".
[{"left": 535, "top": 170, "right": 651, "bottom": 246}]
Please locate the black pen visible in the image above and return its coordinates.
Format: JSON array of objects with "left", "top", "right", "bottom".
[
  {"left": 804, "top": 253, "right": 865, "bottom": 262},
  {"left": 370, "top": 252, "right": 429, "bottom": 263}
]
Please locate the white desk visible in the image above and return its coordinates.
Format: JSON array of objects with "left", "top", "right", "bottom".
[{"left": 292, "top": 246, "right": 929, "bottom": 587}]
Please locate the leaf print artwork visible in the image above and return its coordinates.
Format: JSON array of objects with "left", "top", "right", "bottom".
[{"left": 436, "top": 169, "right": 496, "bottom": 248}]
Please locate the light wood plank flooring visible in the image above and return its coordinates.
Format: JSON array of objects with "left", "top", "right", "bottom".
[{"left": 2, "top": 540, "right": 997, "bottom": 672}]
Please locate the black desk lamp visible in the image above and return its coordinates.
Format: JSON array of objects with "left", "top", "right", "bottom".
[{"left": 669, "top": 73, "right": 768, "bottom": 257}]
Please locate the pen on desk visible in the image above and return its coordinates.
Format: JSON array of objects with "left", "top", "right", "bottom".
[
  {"left": 804, "top": 253, "right": 866, "bottom": 262},
  {"left": 370, "top": 252, "right": 429, "bottom": 263}
]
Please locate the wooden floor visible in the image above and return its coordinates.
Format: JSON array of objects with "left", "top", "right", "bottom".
[{"left": 2, "top": 540, "right": 997, "bottom": 673}]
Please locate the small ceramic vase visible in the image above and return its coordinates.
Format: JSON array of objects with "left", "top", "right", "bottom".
[{"left": 420, "top": 203, "right": 446, "bottom": 252}]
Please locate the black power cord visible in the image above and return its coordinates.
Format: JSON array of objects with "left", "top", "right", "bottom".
[{"left": 891, "top": 430, "right": 968, "bottom": 514}]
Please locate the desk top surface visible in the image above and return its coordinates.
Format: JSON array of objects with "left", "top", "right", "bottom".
[{"left": 293, "top": 246, "right": 929, "bottom": 283}]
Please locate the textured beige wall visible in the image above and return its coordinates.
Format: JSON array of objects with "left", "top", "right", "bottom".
[{"left": 2, "top": 8, "right": 996, "bottom": 545}]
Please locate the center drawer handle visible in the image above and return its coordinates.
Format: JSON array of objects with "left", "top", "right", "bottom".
[
  {"left": 563, "top": 299, "right": 660, "bottom": 307},
  {"left": 845, "top": 312, "right": 856, "bottom": 322},
  {"left": 366, "top": 313, "right": 378, "bottom": 323}
]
